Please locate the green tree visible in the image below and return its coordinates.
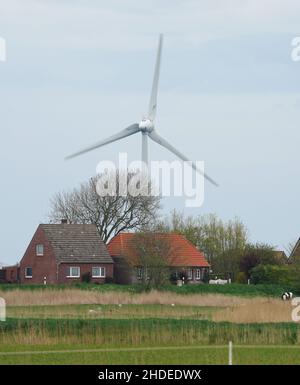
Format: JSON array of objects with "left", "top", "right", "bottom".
[
  {"left": 250, "top": 264, "right": 300, "bottom": 286},
  {"left": 156, "top": 210, "right": 248, "bottom": 279},
  {"left": 239, "top": 243, "right": 279, "bottom": 279},
  {"left": 127, "top": 232, "right": 175, "bottom": 289}
]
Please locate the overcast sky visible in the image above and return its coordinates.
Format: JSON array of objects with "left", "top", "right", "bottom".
[{"left": 0, "top": 0, "right": 300, "bottom": 264}]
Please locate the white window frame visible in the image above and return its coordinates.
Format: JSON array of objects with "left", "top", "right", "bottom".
[
  {"left": 36, "top": 244, "right": 44, "bottom": 256},
  {"left": 92, "top": 267, "right": 106, "bottom": 278},
  {"left": 187, "top": 268, "right": 193, "bottom": 280},
  {"left": 196, "top": 268, "right": 201, "bottom": 280},
  {"left": 25, "top": 267, "right": 32, "bottom": 279},
  {"left": 67, "top": 266, "right": 80, "bottom": 278}
]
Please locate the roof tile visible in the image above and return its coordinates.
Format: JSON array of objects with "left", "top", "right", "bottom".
[
  {"left": 107, "top": 232, "right": 209, "bottom": 267},
  {"left": 41, "top": 224, "right": 113, "bottom": 264}
]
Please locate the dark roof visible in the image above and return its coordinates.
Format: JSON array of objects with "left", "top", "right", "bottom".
[
  {"left": 290, "top": 238, "right": 300, "bottom": 258},
  {"left": 274, "top": 250, "right": 287, "bottom": 261},
  {"left": 41, "top": 224, "right": 113, "bottom": 264},
  {"left": 107, "top": 232, "right": 210, "bottom": 267}
]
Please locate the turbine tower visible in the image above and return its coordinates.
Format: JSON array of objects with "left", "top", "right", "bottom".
[{"left": 66, "top": 34, "right": 218, "bottom": 187}]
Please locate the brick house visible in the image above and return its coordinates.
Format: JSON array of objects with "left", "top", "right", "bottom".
[
  {"left": 107, "top": 232, "right": 210, "bottom": 284},
  {"left": 14, "top": 222, "right": 113, "bottom": 284},
  {"left": 0, "top": 265, "right": 19, "bottom": 283},
  {"left": 289, "top": 238, "right": 300, "bottom": 263},
  {"left": 0, "top": 264, "right": 6, "bottom": 283}
]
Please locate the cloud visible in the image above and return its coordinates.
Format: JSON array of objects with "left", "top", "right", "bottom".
[
  {"left": 0, "top": 0, "right": 300, "bottom": 262},
  {"left": 0, "top": 0, "right": 300, "bottom": 52}
]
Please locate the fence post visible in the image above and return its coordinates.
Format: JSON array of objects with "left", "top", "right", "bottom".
[{"left": 229, "top": 341, "right": 233, "bottom": 365}]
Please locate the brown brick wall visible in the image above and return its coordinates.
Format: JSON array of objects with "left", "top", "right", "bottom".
[
  {"left": 19, "top": 225, "right": 58, "bottom": 284},
  {"left": 112, "top": 258, "right": 208, "bottom": 285},
  {"left": 58, "top": 263, "right": 114, "bottom": 284},
  {"left": 2, "top": 265, "right": 19, "bottom": 283}
]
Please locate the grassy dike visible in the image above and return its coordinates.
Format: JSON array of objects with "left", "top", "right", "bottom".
[{"left": 0, "top": 283, "right": 297, "bottom": 297}]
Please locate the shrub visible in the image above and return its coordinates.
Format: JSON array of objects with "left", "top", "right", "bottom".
[
  {"left": 202, "top": 269, "right": 210, "bottom": 284},
  {"left": 169, "top": 272, "right": 178, "bottom": 284},
  {"left": 239, "top": 243, "right": 279, "bottom": 279},
  {"left": 250, "top": 264, "right": 300, "bottom": 287},
  {"left": 236, "top": 271, "right": 247, "bottom": 284},
  {"left": 81, "top": 272, "right": 91, "bottom": 283}
]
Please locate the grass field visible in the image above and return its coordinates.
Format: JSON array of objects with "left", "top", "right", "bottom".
[
  {"left": 5, "top": 304, "right": 217, "bottom": 320},
  {"left": 1, "top": 345, "right": 300, "bottom": 365},
  {"left": 0, "top": 285, "right": 299, "bottom": 365}
]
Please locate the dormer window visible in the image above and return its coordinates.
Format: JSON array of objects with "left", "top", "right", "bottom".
[{"left": 36, "top": 244, "right": 44, "bottom": 256}]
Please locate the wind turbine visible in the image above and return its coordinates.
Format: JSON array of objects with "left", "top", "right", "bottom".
[{"left": 66, "top": 34, "right": 218, "bottom": 187}]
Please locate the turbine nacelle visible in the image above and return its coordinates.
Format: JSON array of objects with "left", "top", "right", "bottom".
[{"left": 139, "top": 118, "right": 154, "bottom": 133}]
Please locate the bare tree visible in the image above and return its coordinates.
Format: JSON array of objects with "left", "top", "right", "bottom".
[
  {"left": 49, "top": 171, "right": 161, "bottom": 242},
  {"left": 284, "top": 239, "right": 298, "bottom": 260}
]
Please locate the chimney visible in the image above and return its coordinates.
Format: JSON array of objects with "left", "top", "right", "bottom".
[{"left": 61, "top": 219, "right": 68, "bottom": 224}]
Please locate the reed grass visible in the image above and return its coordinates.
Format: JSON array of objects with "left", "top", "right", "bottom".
[
  {"left": 0, "top": 289, "right": 275, "bottom": 307},
  {"left": 2, "top": 289, "right": 296, "bottom": 324},
  {"left": 1, "top": 318, "right": 300, "bottom": 347},
  {"left": 6, "top": 300, "right": 294, "bottom": 323},
  {"left": 213, "top": 298, "right": 294, "bottom": 323},
  {"left": 6, "top": 304, "right": 216, "bottom": 320}
]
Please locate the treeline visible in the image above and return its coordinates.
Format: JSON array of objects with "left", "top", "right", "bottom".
[{"left": 154, "top": 210, "right": 295, "bottom": 284}]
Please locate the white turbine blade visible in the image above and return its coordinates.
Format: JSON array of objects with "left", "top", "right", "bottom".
[
  {"left": 142, "top": 132, "right": 148, "bottom": 165},
  {"left": 148, "top": 34, "right": 163, "bottom": 121},
  {"left": 148, "top": 130, "right": 219, "bottom": 187},
  {"left": 65, "top": 123, "right": 140, "bottom": 160}
]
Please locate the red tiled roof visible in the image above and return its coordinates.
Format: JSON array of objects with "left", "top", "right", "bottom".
[{"left": 107, "top": 232, "right": 209, "bottom": 267}]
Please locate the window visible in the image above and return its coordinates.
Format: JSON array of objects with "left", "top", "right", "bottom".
[
  {"left": 137, "top": 267, "right": 143, "bottom": 280},
  {"left": 67, "top": 266, "right": 80, "bottom": 278},
  {"left": 196, "top": 269, "right": 201, "bottom": 280},
  {"left": 92, "top": 267, "right": 106, "bottom": 278},
  {"left": 25, "top": 267, "right": 32, "bottom": 278},
  {"left": 36, "top": 244, "right": 44, "bottom": 256},
  {"left": 187, "top": 268, "right": 193, "bottom": 280}
]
